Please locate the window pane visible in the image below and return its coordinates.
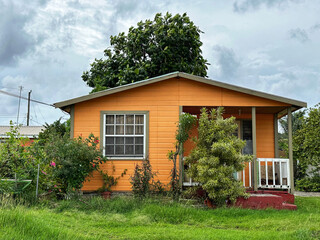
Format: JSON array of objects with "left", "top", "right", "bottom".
[
  {"left": 126, "top": 115, "right": 134, "bottom": 124},
  {"left": 126, "top": 125, "right": 134, "bottom": 135},
  {"left": 106, "top": 145, "right": 114, "bottom": 155},
  {"left": 125, "top": 145, "right": 134, "bottom": 155},
  {"left": 115, "top": 137, "right": 124, "bottom": 144},
  {"left": 106, "top": 115, "right": 114, "bottom": 124},
  {"left": 115, "top": 145, "right": 124, "bottom": 155},
  {"left": 116, "top": 125, "right": 124, "bottom": 135},
  {"left": 135, "top": 137, "right": 143, "bottom": 144},
  {"left": 135, "top": 126, "right": 144, "bottom": 135},
  {"left": 116, "top": 115, "right": 124, "bottom": 124},
  {"left": 106, "top": 137, "right": 114, "bottom": 144},
  {"left": 135, "top": 115, "right": 144, "bottom": 124},
  {"left": 106, "top": 126, "right": 114, "bottom": 135},
  {"left": 125, "top": 137, "right": 134, "bottom": 144},
  {"left": 135, "top": 145, "right": 143, "bottom": 155}
]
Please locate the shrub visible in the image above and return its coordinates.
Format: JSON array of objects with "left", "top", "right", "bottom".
[
  {"left": 185, "top": 108, "right": 252, "bottom": 206},
  {"left": 43, "top": 133, "right": 106, "bottom": 196},
  {"left": 296, "top": 175, "right": 320, "bottom": 192},
  {"left": 0, "top": 123, "right": 41, "bottom": 195},
  {"left": 130, "top": 157, "right": 164, "bottom": 198}
]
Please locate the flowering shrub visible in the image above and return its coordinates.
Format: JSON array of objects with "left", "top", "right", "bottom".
[
  {"left": 0, "top": 122, "right": 106, "bottom": 198},
  {"left": 43, "top": 133, "right": 106, "bottom": 196}
]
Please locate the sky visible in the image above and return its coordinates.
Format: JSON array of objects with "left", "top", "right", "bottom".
[{"left": 0, "top": 0, "right": 319, "bottom": 126}]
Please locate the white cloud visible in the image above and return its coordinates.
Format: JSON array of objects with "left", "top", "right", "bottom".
[{"left": 1, "top": 0, "right": 320, "bottom": 125}]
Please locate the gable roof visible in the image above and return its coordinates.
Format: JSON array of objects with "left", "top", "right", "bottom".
[{"left": 54, "top": 72, "right": 307, "bottom": 109}]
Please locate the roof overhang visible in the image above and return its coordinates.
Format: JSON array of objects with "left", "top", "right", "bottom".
[{"left": 54, "top": 72, "right": 307, "bottom": 113}]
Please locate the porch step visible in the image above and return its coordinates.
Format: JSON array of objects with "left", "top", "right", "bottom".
[
  {"left": 246, "top": 190, "right": 295, "bottom": 204},
  {"left": 281, "top": 203, "right": 297, "bottom": 210},
  {"left": 235, "top": 193, "right": 297, "bottom": 210}
]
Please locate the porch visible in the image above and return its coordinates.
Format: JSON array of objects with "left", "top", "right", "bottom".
[{"left": 180, "top": 105, "right": 296, "bottom": 193}]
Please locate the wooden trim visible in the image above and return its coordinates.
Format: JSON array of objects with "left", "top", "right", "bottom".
[
  {"left": 70, "top": 105, "right": 74, "bottom": 139},
  {"left": 274, "top": 113, "right": 279, "bottom": 158},
  {"left": 54, "top": 72, "right": 307, "bottom": 109},
  {"left": 99, "top": 111, "right": 149, "bottom": 160},
  {"left": 287, "top": 107, "right": 295, "bottom": 193},
  {"left": 252, "top": 107, "right": 258, "bottom": 191}
]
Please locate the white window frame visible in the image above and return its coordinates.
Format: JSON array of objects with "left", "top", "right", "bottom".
[{"left": 102, "top": 112, "right": 147, "bottom": 160}]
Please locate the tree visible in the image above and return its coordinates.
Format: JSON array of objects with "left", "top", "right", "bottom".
[
  {"left": 185, "top": 108, "right": 251, "bottom": 206},
  {"left": 278, "top": 110, "right": 306, "bottom": 180},
  {"left": 38, "top": 118, "right": 70, "bottom": 145},
  {"left": 82, "top": 12, "right": 209, "bottom": 92},
  {"left": 279, "top": 110, "right": 305, "bottom": 139},
  {"left": 294, "top": 105, "right": 320, "bottom": 175}
]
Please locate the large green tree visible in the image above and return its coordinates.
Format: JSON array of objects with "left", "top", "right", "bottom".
[{"left": 82, "top": 12, "right": 209, "bottom": 92}]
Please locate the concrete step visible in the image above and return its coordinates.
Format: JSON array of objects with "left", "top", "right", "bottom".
[
  {"left": 246, "top": 190, "right": 295, "bottom": 204},
  {"left": 281, "top": 203, "right": 297, "bottom": 210},
  {"left": 234, "top": 193, "right": 297, "bottom": 210}
]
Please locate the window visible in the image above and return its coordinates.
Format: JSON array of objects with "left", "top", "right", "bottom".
[{"left": 103, "top": 113, "right": 147, "bottom": 158}]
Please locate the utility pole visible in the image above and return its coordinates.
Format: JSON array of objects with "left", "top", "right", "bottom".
[
  {"left": 16, "top": 86, "right": 23, "bottom": 125},
  {"left": 27, "top": 90, "right": 32, "bottom": 126}
]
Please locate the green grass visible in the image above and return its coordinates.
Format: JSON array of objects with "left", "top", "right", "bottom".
[{"left": 0, "top": 196, "right": 319, "bottom": 239}]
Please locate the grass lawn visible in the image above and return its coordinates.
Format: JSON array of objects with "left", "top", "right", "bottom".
[{"left": 0, "top": 196, "right": 319, "bottom": 240}]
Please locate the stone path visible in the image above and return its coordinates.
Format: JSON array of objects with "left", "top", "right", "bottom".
[{"left": 294, "top": 191, "right": 320, "bottom": 197}]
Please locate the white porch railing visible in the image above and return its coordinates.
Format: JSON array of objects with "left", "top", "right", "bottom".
[
  {"left": 184, "top": 158, "right": 291, "bottom": 190},
  {"left": 257, "top": 158, "right": 290, "bottom": 189},
  {"left": 237, "top": 158, "right": 290, "bottom": 189}
]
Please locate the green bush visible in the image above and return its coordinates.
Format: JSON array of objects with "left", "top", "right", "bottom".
[
  {"left": 185, "top": 108, "right": 252, "bottom": 206},
  {"left": 43, "top": 133, "right": 106, "bottom": 196},
  {"left": 0, "top": 122, "right": 106, "bottom": 199},
  {"left": 0, "top": 123, "right": 40, "bottom": 194},
  {"left": 296, "top": 175, "right": 320, "bottom": 192}
]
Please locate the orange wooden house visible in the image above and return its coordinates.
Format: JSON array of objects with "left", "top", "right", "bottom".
[{"left": 54, "top": 72, "right": 306, "bottom": 193}]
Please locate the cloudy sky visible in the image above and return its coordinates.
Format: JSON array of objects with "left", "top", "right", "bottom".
[{"left": 0, "top": 0, "right": 319, "bottom": 126}]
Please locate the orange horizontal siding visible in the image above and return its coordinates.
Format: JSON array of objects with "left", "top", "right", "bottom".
[{"left": 74, "top": 77, "right": 287, "bottom": 191}]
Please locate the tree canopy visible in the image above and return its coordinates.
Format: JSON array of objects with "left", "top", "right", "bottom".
[{"left": 82, "top": 12, "right": 209, "bottom": 93}]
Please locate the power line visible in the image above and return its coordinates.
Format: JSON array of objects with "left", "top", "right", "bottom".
[{"left": 0, "top": 89, "right": 54, "bottom": 107}]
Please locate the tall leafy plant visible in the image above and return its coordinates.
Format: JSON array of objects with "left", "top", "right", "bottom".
[
  {"left": 168, "top": 113, "right": 197, "bottom": 200},
  {"left": 185, "top": 108, "right": 252, "bottom": 206}
]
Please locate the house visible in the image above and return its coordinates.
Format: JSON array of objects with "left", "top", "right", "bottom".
[
  {"left": 54, "top": 72, "right": 306, "bottom": 193},
  {"left": 0, "top": 125, "right": 44, "bottom": 144}
]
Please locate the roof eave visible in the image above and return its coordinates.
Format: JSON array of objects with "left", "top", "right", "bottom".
[
  {"left": 54, "top": 72, "right": 179, "bottom": 109},
  {"left": 54, "top": 72, "right": 307, "bottom": 109}
]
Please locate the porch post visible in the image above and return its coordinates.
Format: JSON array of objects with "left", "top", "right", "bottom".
[
  {"left": 179, "top": 106, "right": 184, "bottom": 188},
  {"left": 252, "top": 107, "right": 258, "bottom": 191},
  {"left": 287, "top": 107, "right": 295, "bottom": 193},
  {"left": 274, "top": 113, "right": 279, "bottom": 158}
]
